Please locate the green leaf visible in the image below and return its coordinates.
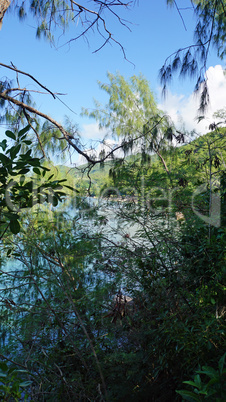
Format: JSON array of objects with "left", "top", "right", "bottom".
[
  {"left": 206, "top": 377, "right": 219, "bottom": 387},
  {"left": 52, "top": 196, "right": 58, "bottom": 207},
  {"left": 55, "top": 191, "right": 66, "bottom": 197},
  {"left": 18, "top": 125, "right": 30, "bottom": 137},
  {"left": 22, "top": 149, "right": 32, "bottom": 158},
  {"left": 19, "top": 381, "right": 32, "bottom": 387},
  {"left": 176, "top": 390, "right": 201, "bottom": 401},
  {"left": 183, "top": 381, "right": 200, "bottom": 388},
  {"left": 218, "top": 353, "right": 226, "bottom": 374},
  {"left": 10, "top": 171, "right": 22, "bottom": 176},
  {"left": 0, "top": 153, "right": 11, "bottom": 165},
  {"left": 49, "top": 179, "right": 67, "bottom": 185},
  {"left": 27, "top": 158, "right": 41, "bottom": 167},
  {"left": 22, "top": 140, "right": 32, "bottom": 145},
  {"left": 16, "top": 370, "right": 29, "bottom": 374},
  {"left": 24, "top": 181, "right": 33, "bottom": 191},
  {"left": 20, "top": 175, "right": 26, "bottom": 184},
  {"left": 194, "top": 374, "right": 202, "bottom": 389},
  {"left": 33, "top": 168, "right": 41, "bottom": 175},
  {"left": 12, "top": 252, "right": 21, "bottom": 257},
  {"left": 9, "top": 219, "right": 20, "bottom": 234},
  {"left": 5, "top": 130, "right": 16, "bottom": 140},
  {"left": 7, "top": 248, "right": 12, "bottom": 256},
  {"left": 0, "top": 139, "right": 7, "bottom": 151},
  {"left": 64, "top": 185, "right": 79, "bottom": 192},
  {"left": 5, "top": 212, "right": 19, "bottom": 221},
  {"left": 0, "top": 363, "right": 8, "bottom": 372},
  {"left": 10, "top": 144, "right": 21, "bottom": 160},
  {"left": 197, "top": 366, "right": 218, "bottom": 378},
  {"left": 18, "top": 168, "right": 30, "bottom": 174}
]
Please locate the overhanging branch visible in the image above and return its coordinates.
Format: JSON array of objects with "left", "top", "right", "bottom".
[{"left": 0, "top": 90, "right": 168, "bottom": 169}]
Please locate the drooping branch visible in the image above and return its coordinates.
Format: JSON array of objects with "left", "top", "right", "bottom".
[
  {"left": 0, "top": 63, "right": 58, "bottom": 99},
  {"left": 0, "top": 90, "right": 166, "bottom": 167},
  {"left": 0, "top": 353, "right": 28, "bottom": 370},
  {"left": 0, "top": 67, "right": 176, "bottom": 173},
  {"left": 7, "top": 0, "right": 135, "bottom": 54},
  {"left": 161, "top": 0, "right": 226, "bottom": 112},
  {"left": 65, "top": 0, "right": 133, "bottom": 58},
  {"left": 0, "top": 90, "right": 95, "bottom": 163}
]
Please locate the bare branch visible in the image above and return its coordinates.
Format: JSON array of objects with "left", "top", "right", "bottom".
[
  {"left": 172, "top": 0, "right": 187, "bottom": 31},
  {"left": 8, "top": 1, "right": 136, "bottom": 56},
  {"left": 0, "top": 354, "right": 28, "bottom": 370},
  {"left": 0, "top": 63, "right": 57, "bottom": 99}
]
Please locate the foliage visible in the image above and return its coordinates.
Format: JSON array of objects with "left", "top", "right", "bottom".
[
  {"left": 0, "top": 127, "right": 78, "bottom": 400},
  {"left": 0, "top": 91, "right": 75, "bottom": 161},
  {"left": 1, "top": 122, "right": 225, "bottom": 400},
  {"left": 0, "top": 206, "right": 110, "bottom": 400},
  {"left": 176, "top": 353, "right": 226, "bottom": 401},
  {"left": 6, "top": 0, "right": 135, "bottom": 50},
  {"left": 82, "top": 72, "right": 178, "bottom": 179},
  {"left": 1, "top": 0, "right": 226, "bottom": 399},
  {"left": 0, "top": 126, "right": 75, "bottom": 237},
  {"left": 162, "top": 0, "right": 226, "bottom": 111},
  {"left": 1, "top": 83, "right": 225, "bottom": 401},
  {"left": 0, "top": 361, "right": 31, "bottom": 401}
]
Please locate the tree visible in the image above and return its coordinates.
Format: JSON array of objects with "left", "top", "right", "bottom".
[
  {"left": 0, "top": 208, "right": 102, "bottom": 400},
  {"left": 1, "top": 66, "right": 161, "bottom": 169},
  {"left": 0, "top": 1, "right": 140, "bottom": 167},
  {"left": 1, "top": 1, "right": 225, "bottom": 168},
  {"left": 161, "top": 0, "right": 226, "bottom": 112},
  {"left": 82, "top": 72, "right": 180, "bottom": 179},
  {"left": 2, "top": 1, "right": 136, "bottom": 53},
  {"left": 1, "top": 127, "right": 225, "bottom": 401},
  {"left": 0, "top": 2, "right": 225, "bottom": 401}
]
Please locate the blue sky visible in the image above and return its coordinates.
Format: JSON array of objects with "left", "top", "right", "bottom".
[{"left": 0, "top": 0, "right": 225, "bottom": 162}]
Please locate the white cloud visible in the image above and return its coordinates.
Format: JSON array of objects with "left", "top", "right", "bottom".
[
  {"left": 159, "top": 65, "right": 226, "bottom": 134},
  {"left": 81, "top": 122, "right": 107, "bottom": 140}
]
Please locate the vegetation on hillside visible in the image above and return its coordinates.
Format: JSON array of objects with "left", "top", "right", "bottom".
[{"left": 0, "top": 120, "right": 225, "bottom": 401}]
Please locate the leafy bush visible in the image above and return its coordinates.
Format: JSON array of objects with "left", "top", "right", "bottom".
[
  {"left": 177, "top": 353, "right": 226, "bottom": 401},
  {"left": 0, "top": 361, "right": 31, "bottom": 401}
]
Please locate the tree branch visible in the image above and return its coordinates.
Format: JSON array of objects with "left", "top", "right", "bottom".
[
  {"left": 0, "top": 89, "right": 167, "bottom": 168},
  {"left": 23, "top": 109, "right": 46, "bottom": 159},
  {"left": 0, "top": 63, "right": 57, "bottom": 98}
]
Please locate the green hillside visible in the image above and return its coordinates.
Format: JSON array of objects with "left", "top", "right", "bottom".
[{"left": 53, "top": 129, "right": 225, "bottom": 202}]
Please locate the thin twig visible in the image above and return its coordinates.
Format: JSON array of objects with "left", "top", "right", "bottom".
[{"left": 0, "top": 63, "right": 57, "bottom": 99}]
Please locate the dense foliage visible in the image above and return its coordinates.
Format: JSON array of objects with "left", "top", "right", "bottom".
[
  {"left": 0, "top": 1, "right": 226, "bottom": 400},
  {"left": 0, "top": 121, "right": 225, "bottom": 401}
]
